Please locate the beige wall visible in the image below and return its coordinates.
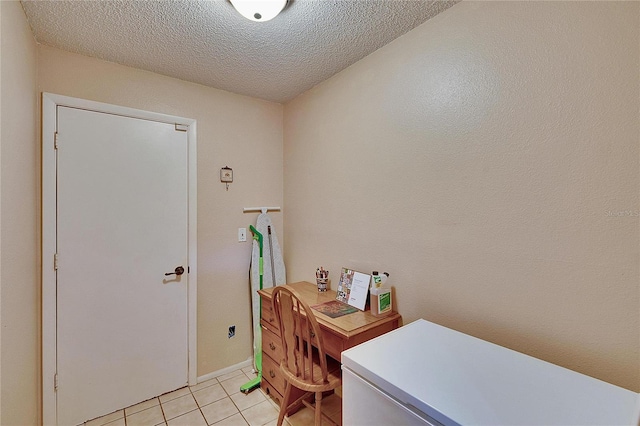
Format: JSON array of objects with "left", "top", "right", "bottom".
[
  {"left": 1, "top": 1, "right": 638, "bottom": 423},
  {"left": 0, "top": 1, "right": 40, "bottom": 424},
  {"left": 284, "top": 1, "right": 639, "bottom": 392},
  {"left": 37, "top": 44, "right": 285, "bottom": 381}
]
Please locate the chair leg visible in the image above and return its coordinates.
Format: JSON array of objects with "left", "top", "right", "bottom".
[
  {"left": 277, "top": 382, "right": 292, "bottom": 426},
  {"left": 314, "top": 391, "right": 323, "bottom": 426}
]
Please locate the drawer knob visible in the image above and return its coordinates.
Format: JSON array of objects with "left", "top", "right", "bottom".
[
  {"left": 310, "top": 331, "right": 316, "bottom": 338},
  {"left": 269, "top": 342, "right": 276, "bottom": 351},
  {"left": 269, "top": 369, "right": 276, "bottom": 379}
]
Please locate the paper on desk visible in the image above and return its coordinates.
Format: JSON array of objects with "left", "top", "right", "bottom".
[{"left": 347, "top": 271, "right": 370, "bottom": 310}]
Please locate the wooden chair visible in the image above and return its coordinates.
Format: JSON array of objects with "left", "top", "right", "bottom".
[{"left": 272, "top": 286, "right": 342, "bottom": 426}]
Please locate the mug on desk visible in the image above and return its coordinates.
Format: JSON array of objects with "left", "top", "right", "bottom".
[
  {"left": 316, "top": 267, "right": 329, "bottom": 292},
  {"left": 316, "top": 277, "right": 328, "bottom": 292}
]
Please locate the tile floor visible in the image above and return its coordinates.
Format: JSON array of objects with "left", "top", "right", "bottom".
[{"left": 83, "top": 366, "right": 342, "bottom": 426}]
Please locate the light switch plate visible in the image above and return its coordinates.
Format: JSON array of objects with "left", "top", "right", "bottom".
[{"left": 238, "top": 228, "right": 247, "bottom": 242}]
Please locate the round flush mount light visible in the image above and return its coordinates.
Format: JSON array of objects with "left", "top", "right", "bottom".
[{"left": 230, "top": 0, "right": 288, "bottom": 22}]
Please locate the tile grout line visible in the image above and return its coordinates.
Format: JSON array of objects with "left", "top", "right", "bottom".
[
  {"left": 233, "top": 373, "right": 267, "bottom": 426},
  {"left": 188, "top": 381, "right": 209, "bottom": 426},
  {"left": 215, "top": 371, "right": 265, "bottom": 426},
  {"left": 215, "top": 373, "right": 245, "bottom": 425},
  {"left": 158, "top": 396, "right": 168, "bottom": 426},
  {"left": 94, "top": 370, "right": 270, "bottom": 426}
]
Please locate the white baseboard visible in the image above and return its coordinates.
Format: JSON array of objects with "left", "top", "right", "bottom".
[{"left": 196, "top": 356, "right": 253, "bottom": 384}]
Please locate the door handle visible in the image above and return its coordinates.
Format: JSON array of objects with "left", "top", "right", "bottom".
[{"left": 165, "top": 266, "right": 185, "bottom": 276}]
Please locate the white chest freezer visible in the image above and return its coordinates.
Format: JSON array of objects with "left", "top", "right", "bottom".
[{"left": 341, "top": 319, "right": 639, "bottom": 426}]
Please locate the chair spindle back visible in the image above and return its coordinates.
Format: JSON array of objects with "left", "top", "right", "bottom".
[{"left": 272, "top": 286, "right": 330, "bottom": 385}]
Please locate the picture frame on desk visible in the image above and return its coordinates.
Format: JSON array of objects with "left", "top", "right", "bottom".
[{"left": 336, "top": 267, "right": 370, "bottom": 310}]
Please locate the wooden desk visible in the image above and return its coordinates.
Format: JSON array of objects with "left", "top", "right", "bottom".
[{"left": 257, "top": 281, "right": 402, "bottom": 406}]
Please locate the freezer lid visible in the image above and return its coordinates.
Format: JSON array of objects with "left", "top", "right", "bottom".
[{"left": 341, "top": 319, "right": 639, "bottom": 426}]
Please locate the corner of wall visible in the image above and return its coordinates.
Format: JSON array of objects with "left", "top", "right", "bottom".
[{"left": 0, "top": 1, "right": 41, "bottom": 424}]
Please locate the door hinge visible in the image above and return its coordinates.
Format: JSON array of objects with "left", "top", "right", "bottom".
[
  {"left": 54, "top": 253, "right": 58, "bottom": 271},
  {"left": 175, "top": 124, "right": 188, "bottom": 132},
  {"left": 54, "top": 132, "right": 59, "bottom": 150},
  {"left": 54, "top": 373, "right": 58, "bottom": 392}
]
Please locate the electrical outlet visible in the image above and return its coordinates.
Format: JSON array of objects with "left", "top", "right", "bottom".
[
  {"left": 228, "top": 325, "right": 235, "bottom": 338},
  {"left": 238, "top": 228, "right": 247, "bottom": 242}
]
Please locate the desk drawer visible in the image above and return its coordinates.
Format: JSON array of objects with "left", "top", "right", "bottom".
[
  {"left": 299, "top": 316, "right": 344, "bottom": 360},
  {"left": 321, "top": 328, "right": 344, "bottom": 360},
  {"left": 260, "top": 378, "right": 285, "bottom": 407},
  {"left": 261, "top": 357, "right": 307, "bottom": 409},
  {"left": 262, "top": 325, "right": 283, "bottom": 363},
  {"left": 260, "top": 295, "right": 278, "bottom": 333},
  {"left": 262, "top": 351, "right": 287, "bottom": 396}
]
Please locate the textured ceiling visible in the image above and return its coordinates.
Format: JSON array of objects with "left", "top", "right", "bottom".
[{"left": 21, "top": 0, "right": 459, "bottom": 103}]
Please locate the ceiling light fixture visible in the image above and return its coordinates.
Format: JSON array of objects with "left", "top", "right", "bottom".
[{"left": 230, "top": 0, "right": 288, "bottom": 22}]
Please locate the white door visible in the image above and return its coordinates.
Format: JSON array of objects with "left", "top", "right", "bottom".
[{"left": 56, "top": 106, "right": 189, "bottom": 425}]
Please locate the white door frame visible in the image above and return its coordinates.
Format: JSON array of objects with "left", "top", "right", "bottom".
[{"left": 41, "top": 92, "right": 198, "bottom": 425}]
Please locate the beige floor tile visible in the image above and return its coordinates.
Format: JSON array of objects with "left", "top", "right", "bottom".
[
  {"left": 241, "top": 366, "right": 258, "bottom": 377},
  {"left": 159, "top": 387, "right": 191, "bottom": 404},
  {"left": 193, "top": 383, "right": 228, "bottom": 407},
  {"left": 162, "top": 394, "right": 198, "bottom": 420},
  {"left": 166, "top": 408, "right": 207, "bottom": 426},
  {"left": 126, "top": 405, "right": 165, "bottom": 426},
  {"left": 285, "top": 407, "right": 314, "bottom": 426},
  {"left": 320, "top": 394, "right": 341, "bottom": 418},
  {"left": 85, "top": 409, "right": 124, "bottom": 426},
  {"left": 125, "top": 398, "right": 160, "bottom": 416},
  {"left": 212, "top": 412, "right": 249, "bottom": 426},
  {"left": 240, "top": 400, "right": 279, "bottom": 426},
  {"left": 280, "top": 393, "right": 341, "bottom": 426},
  {"left": 326, "top": 409, "right": 341, "bottom": 426},
  {"left": 260, "top": 390, "right": 280, "bottom": 411},
  {"left": 216, "top": 369, "right": 244, "bottom": 382},
  {"left": 286, "top": 405, "right": 340, "bottom": 426},
  {"left": 260, "top": 419, "right": 294, "bottom": 426},
  {"left": 201, "top": 397, "right": 240, "bottom": 425},
  {"left": 260, "top": 421, "right": 278, "bottom": 426},
  {"left": 90, "top": 418, "right": 125, "bottom": 426},
  {"left": 230, "top": 389, "right": 267, "bottom": 411},
  {"left": 220, "top": 373, "right": 252, "bottom": 396},
  {"left": 190, "top": 378, "right": 219, "bottom": 392}
]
